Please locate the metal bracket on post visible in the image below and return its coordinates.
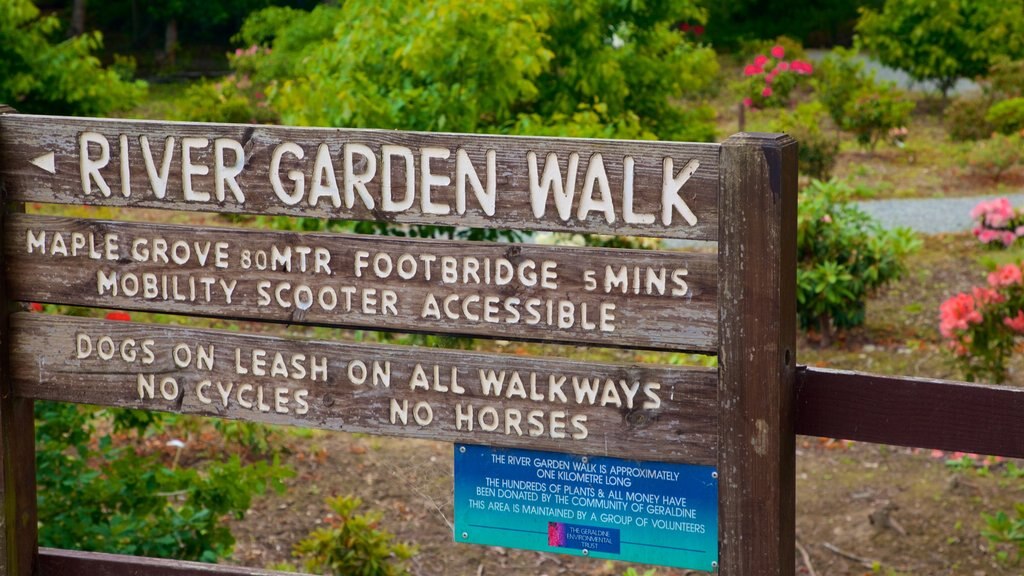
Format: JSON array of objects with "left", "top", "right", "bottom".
[{"left": 717, "top": 133, "right": 798, "bottom": 576}]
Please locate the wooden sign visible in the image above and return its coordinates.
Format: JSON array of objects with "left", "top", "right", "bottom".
[
  {"left": 6, "top": 214, "right": 717, "bottom": 351},
  {"left": 0, "top": 108, "right": 802, "bottom": 576},
  {"left": 0, "top": 115, "right": 719, "bottom": 240},
  {"left": 11, "top": 313, "right": 718, "bottom": 465}
]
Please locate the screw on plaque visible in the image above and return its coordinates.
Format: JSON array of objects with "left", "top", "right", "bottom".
[
  {"left": 459, "top": 446, "right": 466, "bottom": 453},
  {"left": 461, "top": 532, "right": 468, "bottom": 539},
  {"left": 711, "top": 561, "right": 719, "bottom": 570},
  {"left": 712, "top": 471, "right": 718, "bottom": 479},
  {"left": 582, "top": 549, "right": 589, "bottom": 556},
  {"left": 581, "top": 456, "right": 588, "bottom": 464}
]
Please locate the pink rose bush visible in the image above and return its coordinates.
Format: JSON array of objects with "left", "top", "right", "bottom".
[
  {"left": 940, "top": 262, "right": 1024, "bottom": 382},
  {"left": 970, "top": 197, "right": 1024, "bottom": 248},
  {"left": 739, "top": 44, "right": 814, "bottom": 108}
]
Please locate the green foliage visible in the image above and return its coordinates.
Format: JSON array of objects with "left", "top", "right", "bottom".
[
  {"left": 963, "top": 134, "right": 1023, "bottom": 183},
  {"left": 773, "top": 102, "right": 840, "bottom": 180},
  {"left": 36, "top": 402, "right": 292, "bottom": 561},
  {"left": 856, "top": 0, "right": 1024, "bottom": 98},
  {"left": 0, "top": 0, "right": 145, "bottom": 115},
  {"left": 813, "top": 47, "right": 868, "bottom": 128},
  {"left": 293, "top": 495, "right": 417, "bottom": 576},
  {"left": 983, "top": 503, "right": 1024, "bottom": 564},
  {"left": 986, "top": 98, "right": 1024, "bottom": 135},
  {"left": 797, "top": 179, "right": 920, "bottom": 340},
  {"left": 842, "top": 84, "right": 914, "bottom": 151},
  {"left": 988, "top": 59, "right": 1024, "bottom": 100},
  {"left": 945, "top": 97, "right": 995, "bottom": 142},
  {"left": 230, "top": 0, "right": 718, "bottom": 142},
  {"left": 175, "top": 73, "right": 276, "bottom": 124}
]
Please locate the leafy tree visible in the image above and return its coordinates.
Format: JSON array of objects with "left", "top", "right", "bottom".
[
  {"left": 0, "top": 0, "right": 144, "bottom": 115},
  {"left": 857, "top": 0, "right": 1024, "bottom": 99},
  {"left": 229, "top": 0, "right": 719, "bottom": 142}
]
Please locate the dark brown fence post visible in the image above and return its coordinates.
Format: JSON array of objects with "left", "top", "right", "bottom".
[
  {"left": 0, "top": 104, "right": 36, "bottom": 576},
  {"left": 718, "top": 133, "right": 798, "bottom": 575}
]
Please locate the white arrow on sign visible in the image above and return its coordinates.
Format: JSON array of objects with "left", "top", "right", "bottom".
[{"left": 29, "top": 152, "right": 55, "bottom": 174}]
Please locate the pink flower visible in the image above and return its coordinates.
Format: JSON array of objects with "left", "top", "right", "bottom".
[
  {"left": 939, "top": 293, "right": 983, "bottom": 338},
  {"left": 742, "top": 97, "right": 753, "bottom": 108},
  {"left": 821, "top": 214, "right": 832, "bottom": 223},
  {"left": 761, "top": 86, "right": 773, "bottom": 97},
  {"left": 753, "top": 54, "right": 769, "bottom": 67},
  {"left": 930, "top": 449, "right": 945, "bottom": 458},
  {"left": 771, "top": 45, "right": 785, "bottom": 59},
  {"left": 988, "top": 263, "right": 1023, "bottom": 287},
  {"left": 105, "top": 311, "right": 132, "bottom": 322},
  {"left": 790, "top": 60, "right": 814, "bottom": 75},
  {"left": 28, "top": 302, "right": 43, "bottom": 312},
  {"left": 777, "top": 61, "right": 790, "bottom": 72},
  {"left": 765, "top": 74, "right": 774, "bottom": 84},
  {"left": 1005, "top": 310, "right": 1024, "bottom": 332},
  {"left": 744, "top": 64, "right": 761, "bottom": 76},
  {"left": 1003, "top": 231, "right": 1017, "bottom": 246},
  {"left": 978, "top": 229, "right": 998, "bottom": 244},
  {"left": 972, "top": 286, "right": 1005, "bottom": 306}
]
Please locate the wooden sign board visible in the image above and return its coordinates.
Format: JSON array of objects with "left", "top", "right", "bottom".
[
  {"left": 11, "top": 314, "right": 717, "bottom": 465},
  {"left": 0, "top": 111, "right": 799, "bottom": 576},
  {"left": 6, "top": 214, "right": 717, "bottom": 351},
  {"left": 0, "top": 115, "right": 719, "bottom": 240}
]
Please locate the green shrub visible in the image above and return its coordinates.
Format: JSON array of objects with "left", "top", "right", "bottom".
[
  {"left": 986, "top": 98, "right": 1024, "bottom": 135},
  {"left": 773, "top": 102, "right": 839, "bottom": 180},
  {"left": 963, "top": 134, "right": 1023, "bottom": 183},
  {"left": 812, "top": 47, "right": 867, "bottom": 128},
  {"left": 988, "top": 59, "right": 1024, "bottom": 100},
  {"left": 946, "top": 97, "right": 996, "bottom": 142},
  {"left": 292, "top": 495, "right": 417, "bottom": 576},
  {"left": 983, "top": 503, "right": 1024, "bottom": 563},
  {"left": 174, "top": 75, "right": 277, "bottom": 124},
  {"left": 842, "top": 85, "right": 914, "bottom": 151},
  {"left": 0, "top": 0, "right": 145, "bottom": 116},
  {"left": 36, "top": 402, "right": 292, "bottom": 561},
  {"left": 797, "top": 179, "right": 920, "bottom": 342},
  {"left": 235, "top": 0, "right": 719, "bottom": 142}
]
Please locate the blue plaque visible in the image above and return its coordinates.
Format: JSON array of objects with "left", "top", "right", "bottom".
[{"left": 454, "top": 444, "right": 718, "bottom": 571}]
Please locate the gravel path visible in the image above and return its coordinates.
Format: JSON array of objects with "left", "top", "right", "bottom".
[{"left": 855, "top": 193, "right": 1024, "bottom": 234}]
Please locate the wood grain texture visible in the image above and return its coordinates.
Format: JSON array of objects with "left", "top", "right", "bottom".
[
  {"left": 39, "top": 548, "right": 304, "bottom": 576},
  {"left": 0, "top": 104, "right": 35, "bottom": 576},
  {"left": 11, "top": 313, "right": 719, "bottom": 465},
  {"left": 6, "top": 214, "right": 718, "bottom": 352},
  {"left": 717, "top": 133, "right": 797, "bottom": 576},
  {"left": 0, "top": 114, "right": 720, "bottom": 240},
  {"left": 795, "top": 367, "right": 1024, "bottom": 459}
]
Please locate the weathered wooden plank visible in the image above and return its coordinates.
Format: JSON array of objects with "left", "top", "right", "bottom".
[
  {"left": 717, "top": 134, "right": 797, "bottom": 576},
  {"left": 39, "top": 548, "right": 304, "bottom": 576},
  {"left": 0, "top": 114, "right": 720, "bottom": 240},
  {"left": 6, "top": 214, "right": 718, "bottom": 352},
  {"left": 795, "top": 367, "right": 1024, "bottom": 459},
  {"left": 0, "top": 104, "right": 36, "bottom": 576},
  {"left": 11, "top": 313, "right": 719, "bottom": 465}
]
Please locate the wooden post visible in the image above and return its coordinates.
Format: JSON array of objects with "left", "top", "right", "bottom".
[
  {"left": 0, "top": 104, "right": 36, "bottom": 576},
  {"left": 718, "top": 133, "right": 797, "bottom": 575}
]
